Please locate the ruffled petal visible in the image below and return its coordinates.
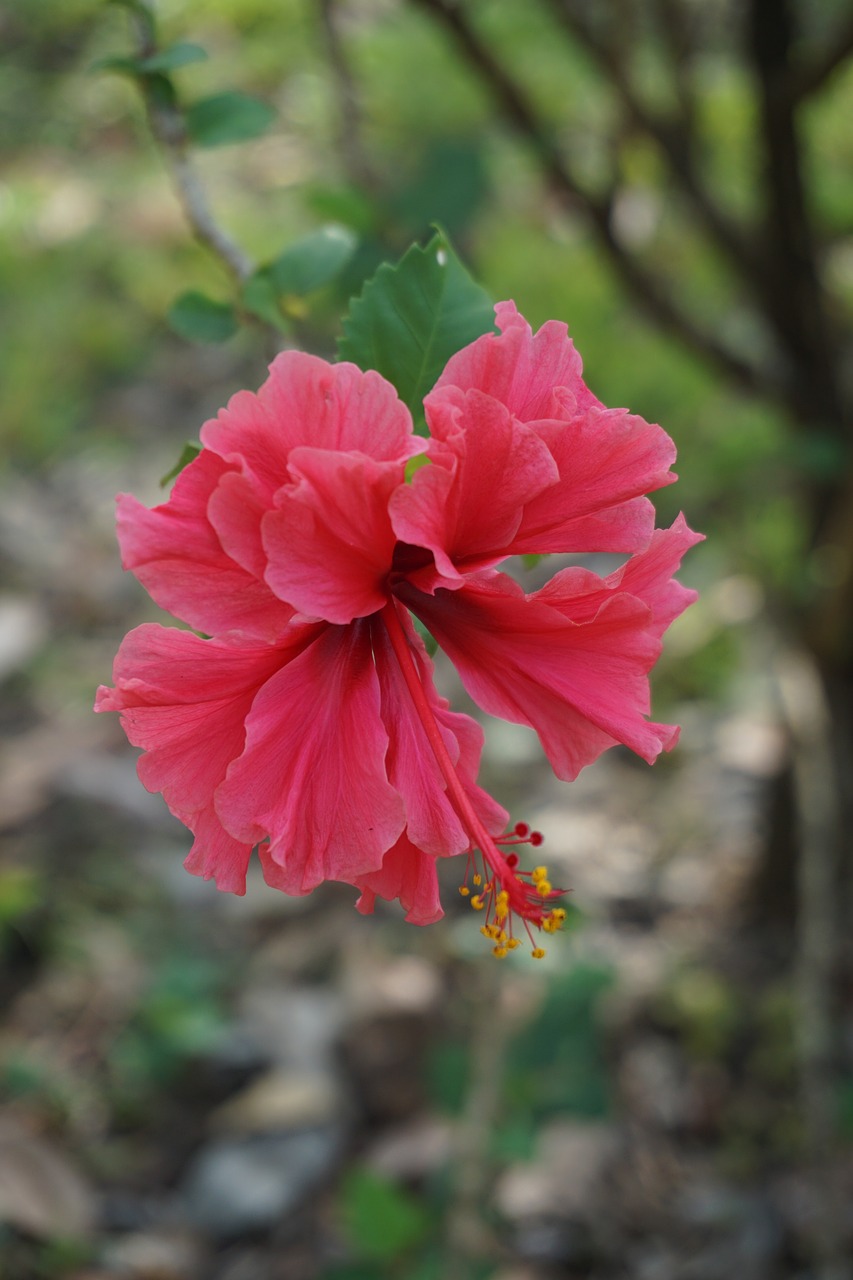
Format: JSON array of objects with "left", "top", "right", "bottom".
[
  {"left": 399, "top": 573, "right": 679, "bottom": 782},
  {"left": 94, "top": 622, "right": 313, "bottom": 892},
  {"left": 535, "top": 514, "right": 703, "bottom": 635},
  {"left": 435, "top": 300, "right": 601, "bottom": 420},
  {"left": 117, "top": 451, "right": 293, "bottom": 641},
  {"left": 370, "top": 610, "right": 508, "bottom": 857},
  {"left": 508, "top": 406, "right": 676, "bottom": 555},
  {"left": 354, "top": 833, "right": 444, "bottom": 926},
  {"left": 432, "top": 302, "right": 677, "bottom": 557},
  {"left": 215, "top": 620, "right": 406, "bottom": 895},
  {"left": 263, "top": 449, "right": 403, "bottom": 623},
  {"left": 201, "top": 352, "right": 423, "bottom": 497},
  {"left": 182, "top": 806, "right": 254, "bottom": 896},
  {"left": 391, "top": 389, "right": 557, "bottom": 588}
]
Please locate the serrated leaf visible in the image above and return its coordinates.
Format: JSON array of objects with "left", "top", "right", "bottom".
[
  {"left": 139, "top": 42, "right": 208, "bottom": 73},
  {"left": 342, "top": 1170, "right": 431, "bottom": 1263},
  {"left": 241, "top": 271, "right": 289, "bottom": 331},
  {"left": 167, "top": 292, "right": 238, "bottom": 343},
  {"left": 185, "top": 92, "right": 275, "bottom": 148},
  {"left": 337, "top": 232, "right": 495, "bottom": 432},
  {"left": 266, "top": 225, "right": 358, "bottom": 297},
  {"left": 160, "top": 442, "right": 201, "bottom": 487}
]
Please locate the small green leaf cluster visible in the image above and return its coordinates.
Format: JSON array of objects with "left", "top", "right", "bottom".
[
  {"left": 162, "top": 230, "right": 497, "bottom": 480},
  {"left": 96, "top": 3, "right": 274, "bottom": 149}
]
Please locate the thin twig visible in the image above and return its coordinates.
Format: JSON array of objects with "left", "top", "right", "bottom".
[{"left": 130, "top": 6, "right": 253, "bottom": 284}]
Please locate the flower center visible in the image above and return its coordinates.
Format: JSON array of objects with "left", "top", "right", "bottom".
[
  {"left": 389, "top": 540, "right": 435, "bottom": 582},
  {"left": 378, "top": 598, "right": 566, "bottom": 957}
]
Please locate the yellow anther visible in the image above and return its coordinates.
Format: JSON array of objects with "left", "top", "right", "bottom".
[
  {"left": 507, "top": 938, "right": 520, "bottom": 950},
  {"left": 497, "top": 930, "right": 507, "bottom": 944},
  {"left": 480, "top": 925, "right": 492, "bottom": 937},
  {"left": 542, "top": 917, "right": 557, "bottom": 933},
  {"left": 532, "top": 865, "right": 548, "bottom": 882},
  {"left": 470, "top": 895, "right": 485, "bottom": 911},
  {"left": 472, "top": 873, "right": 482, "bottom": 886},
  {"left": 551, "top": 907, "right": 566, "bottom": 921},
  {"left": 497, "top": 890, "right": 510, "bottom": 904},
  {"left": 531, "top": 947, "right": 547, "bottom": 959},
  {"left": 459, "top": 885, "right": 470, "bottom": 897},
  {"left": 536, "top": 880, "right": 553, "bottom": 897},
  {"left": 495, "top": 904, "right": 508, "bottom": 922},
  {"left": 493, "top": 946, "right": 508, "bottom": 959}
]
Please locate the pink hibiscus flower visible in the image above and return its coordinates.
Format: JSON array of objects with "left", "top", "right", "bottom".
[{"left": 96, "top": 302, "right": 700, "bottom": 956}]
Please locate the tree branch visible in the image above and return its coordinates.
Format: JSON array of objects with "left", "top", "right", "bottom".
[
  {"left": 789, "top": 11, "right": 853, "bottom": 103},
  {"left": 650, "top": 0, "right": 698, "bottom": 128},
  {"left": 749, "top": 0, "right": 846, "bottom": 430},
  {"left": 131, "top": 9, "right": 253, "bottom": 285},
  {"left": 547, "top": 0, "right": 764, "bottom": 296},
  {"left": 409, "top": 0, "right": 771, "bottom": 398}
]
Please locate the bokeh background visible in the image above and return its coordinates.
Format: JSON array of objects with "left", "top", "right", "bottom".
[{"left": 2, "top": 1, "right": 852, "bottom": 1277}]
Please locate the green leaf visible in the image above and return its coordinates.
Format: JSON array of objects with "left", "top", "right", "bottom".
[
  {"left": 342, "top": 1170, "right": 431, "bottom": 1263},
  {"left": 337, "top": 231, "right": 495, "bottom": 432},
  {"left": 160, "top": 442, "right": 201, "bottom": 487},
  {"left": 167, "top": 292, "right": 238, "bottom": 343},
  {"left": 390, "top": 138, "right": 490, "bottom": 238},
  {"left": 139, "top": 42, "right": 208, "bottom": 73},
  {"left": 241, "top": 271, "right": 289, "bottom": 331},
  {"left": 306, "top": 184, "right": 378, "bottom": 235},
  {"left": 185, "top": 92, "right": 275, "bottom": 148},
  {"left": 266, "top": 225, "right": 358, "bottom": 297}
]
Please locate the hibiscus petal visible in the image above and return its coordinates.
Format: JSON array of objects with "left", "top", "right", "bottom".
[
  {"left": 370, "top": 610, "right": 508, "bottom": 857},
  {"left": 201, "top": 352, "right": 423, "bottom": 499},
  {"left": 94, "top": 623, "right": 308, "bottom": 892},
  {"left": 433, "top": 302, "right": 677, "bottom": 556},
  {"left": 536, "top": 514, "right": 703, "bottom": 635},
  {"left": 215, "top": 620, "right": 406, "bottom": 894},
  {"left": 400, "top": 573, "right": 679, "bottom": 781},
  {"left": 263, "top": 449, "right": 403, "bottom": 624},
  {"left": 392, "top": 389, "right": 557, "bottom": 587},
  {"left": 509, "top": 406, "right": 676, "bottom": 555},
  {"left": 435, "top": 300, "right": 602, "bottom": 420},
  {"left": 182, "top": 806, "right": 255, "bottom": 896},
  {"left": 117, "top": 451, "right": 293, "bottom": 641},
  {"left": 354, "top": 832, "right": 444, "bottom": 926}
]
